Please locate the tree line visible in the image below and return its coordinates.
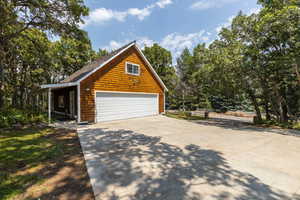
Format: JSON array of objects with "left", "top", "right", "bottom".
[
  {"left": 0, "top": 0, "right": 110, "bottom": 111},
  {"left": 1, "top": 0, "right": 299, "bottom": 125},
  {"left": 144, "top": 0, "right": 300, "bottom": 124}
]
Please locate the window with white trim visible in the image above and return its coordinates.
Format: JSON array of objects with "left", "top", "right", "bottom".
[{"left": 126, "top": 62, "right": 140, "bottom": 75}]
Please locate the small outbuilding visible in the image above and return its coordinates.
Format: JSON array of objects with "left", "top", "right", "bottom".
[{"left": 41, "top": 41, "right": 167, "bottom": 123}]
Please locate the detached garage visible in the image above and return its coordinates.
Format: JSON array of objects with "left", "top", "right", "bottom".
[{"left": 41, "top": 41, "right": 167, "bottom": 123}]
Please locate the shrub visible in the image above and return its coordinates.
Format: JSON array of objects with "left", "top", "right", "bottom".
[
  {"left": 254, "top": 118, "right": 300, "bottom": 130},
  {"left": 177, "top": 111, "right": 192, "bottom": 117},
  {"left": 0, "top": 108, "right": 47, "bottom": 128},
  {"left": 293, "top": 122, "right": 300, "bottom": 130}
]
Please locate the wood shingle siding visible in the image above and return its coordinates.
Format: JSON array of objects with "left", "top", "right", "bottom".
[{"left": 80, "top": 46, "right": 164, "bottom": 122}]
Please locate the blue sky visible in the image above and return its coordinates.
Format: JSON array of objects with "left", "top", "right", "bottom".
[{"left": 81, "top": 0, "right": 260, "bottom": 62}]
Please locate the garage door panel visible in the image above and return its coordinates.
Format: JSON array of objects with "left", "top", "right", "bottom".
[
  {"left": 96, "top": 109, "right": 157, "bottom": 116},
  {"left": 96, "top": 92, "right": 159, "bottom": 122},
  {"left": 97, "top": 108, "right": 157, "bottom": 114},
  {"left": 97, "top": 107, "right": 157, "bottom": 114},
  {"left": 97, "top": 113, "right": 154, "bottom": 122},
  {"left": 96, "top": 103, "right": 157, "bottom": 111},
  {"left": 98, "top": 113, "right": 149, "bottom": 122}
]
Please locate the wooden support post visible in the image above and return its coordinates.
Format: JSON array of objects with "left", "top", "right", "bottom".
[
  {"left": 48, "top": 88, "right": 51, "bottom": 124},
  {"left": 77, "top": 84, "right": 81, "bottom": 123}
]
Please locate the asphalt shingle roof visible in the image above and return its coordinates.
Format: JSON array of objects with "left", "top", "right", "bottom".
[{"left": 61, "top": 41, "right": 135, "bottom": 83}]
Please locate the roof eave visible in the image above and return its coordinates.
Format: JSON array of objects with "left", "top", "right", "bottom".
[
  {"left": 42, "top": 41, "right": 168, "bottom": 92},
  {"left": 75, "top": 42, "right": 136, "bottom": 84},
  {"left": 41, "top": 82, "right": 78, "bottom": 89}
]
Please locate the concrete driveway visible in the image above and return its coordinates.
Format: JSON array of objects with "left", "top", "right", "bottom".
[{"left": 77, "top": 115, "right": 300, "bottom": 200}]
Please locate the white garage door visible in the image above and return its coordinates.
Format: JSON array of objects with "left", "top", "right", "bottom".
[{"left": 95, "top": 92, "right": 159, "bottom": 122}]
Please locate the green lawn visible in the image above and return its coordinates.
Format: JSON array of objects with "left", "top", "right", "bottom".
[
  {"left": 0, "top": 126, "right": 94, "bottom": 200},
  {"left": 0, "top": 127, "right": 63, "bottom": 199}
]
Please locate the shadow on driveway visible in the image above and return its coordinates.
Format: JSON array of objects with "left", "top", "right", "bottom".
[
  {"left": 193, "top": 117, "right": 300, "bottom": 137},
  {"left": 78, "top": 127, "right": 297, "bottom": 200}
]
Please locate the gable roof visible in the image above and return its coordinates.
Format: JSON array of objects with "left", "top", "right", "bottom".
[
  {"left": 61, "top": 41, "right": 135, "bottom": 83},
  {"left": 41, "top": 41, "right": 168, "bottom": 91}
]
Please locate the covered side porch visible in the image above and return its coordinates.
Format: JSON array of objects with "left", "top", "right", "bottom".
[{"left": 41, "top": 83, "right": 80, "bottom": 123}]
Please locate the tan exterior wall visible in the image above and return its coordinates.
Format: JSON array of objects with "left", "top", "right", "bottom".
[{"left": 80, "top": 46, "right": 165, "bottom": 122}]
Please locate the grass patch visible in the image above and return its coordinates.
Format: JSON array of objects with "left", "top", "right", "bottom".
[
  {"left": 0, "top": 127, "right": 63, "bottom": 199},
  {"left": 254, "top": 119, "right": 300, "bottom": 131},
  {"left": 165, "top": 111, "right": 207, "bottom": 120},
  {"left": 0, "top": 126, "right": 93, "bottom": 200}
]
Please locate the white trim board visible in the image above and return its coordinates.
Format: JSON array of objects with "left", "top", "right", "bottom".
[
  {"left": 41, "top": 82, "right": 78, "bottom": 89},
  {"left": 77, "top": 84, "right": 81, "bottom": 123},
  {"left": 94, "top": 90, "right": 159, "bottom": 95},
  {"left": 125, "top": 61, "right": 140, "bottom": 76},
  {"left": 163, "top": 89, "right": 166, "bottom": 114}
]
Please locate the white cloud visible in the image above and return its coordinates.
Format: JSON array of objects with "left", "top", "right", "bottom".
[
  {"left": 161, "top": 31, "right": 208, "bottom": 58},
  {"left": 103, "top": 40, "right": 129, "bottom": 50},
  {"left": 106, "top": 40, "right": 128, "bottom": 50},
  {"left": 102, "top": 30, "right": 211, "bottom": 64},
  {"left": 82, "top": 0, "right": 173, "bottom": 27},
  {"left": 156, "top": 0, "right": 173, "bottom": 8},
  {"left": 215, "top": 15, "right": 234, "bottom": 33},
  {"left": 247, "top": 7, "right": 261, "bottom": 15},
  {"left": 214, "top": 6, "right": 261, "bottom": 33},
  {"left": 83, "top": 8, "right": 127, "bottom": 26},
  {"left": 190, "top": 0, "right": 239, "bottom": 10},
  {"left": 102, "top": 37, "right": 155, "bottom": 51},
  {"left": 128, "top": 6, "right": 153, "bottom": 20},
  {"left": 190, "top": 1, "right": 215, "bottom": 10},
  {"left": 137, "top": 37, "right": 156, "bottom": 48}
]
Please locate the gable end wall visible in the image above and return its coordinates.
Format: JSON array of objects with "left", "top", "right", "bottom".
[{"left": 80, "top": 47, "right": 165, "bottom": 122}]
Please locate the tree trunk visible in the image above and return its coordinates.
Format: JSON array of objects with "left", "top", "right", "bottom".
[
  {"left": 275, "top": 95, "right": 289, "bottom": 123},
  {"left": 264, "top": 102, "right": 271, "bottom": 121},
  {"left": 282, "top": 104, "right": 288, "bottom": 123},
  {"left": 0, "top": 85, "right": 4, "bottom": 109},
  {"left": 295, "top": 58, "right": 300, "bottom": 85},
  {"left": 258, "top": 76, "right": 271, "bottom": 121},
  {"left": 247, "top": 89, "right": 262, "bottom": 122},
  {"left": 12, "top": 90, "right": 18, "bottom": 107},
  {"left": 278, "top": 100, "right": 285, "bottom": 123},
  {"left": 0, "top": 53, "right": 4, "bottom": 108},
  {"left": 278, "top": 87, "right": 289, "bottom": 123},
  {"left": 182, "top": 92, "right": 186, "bottom": 111},
  {"left": 19, "top": 87, "right": 25, "bottom": 109}
]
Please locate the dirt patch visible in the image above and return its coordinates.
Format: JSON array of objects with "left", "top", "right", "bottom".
[
  {"left": 221, "top": 111, "right": 255, "bottom": 118},
  {"left": 1, "top": 127, "right": 94, "bottom": 200}
]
